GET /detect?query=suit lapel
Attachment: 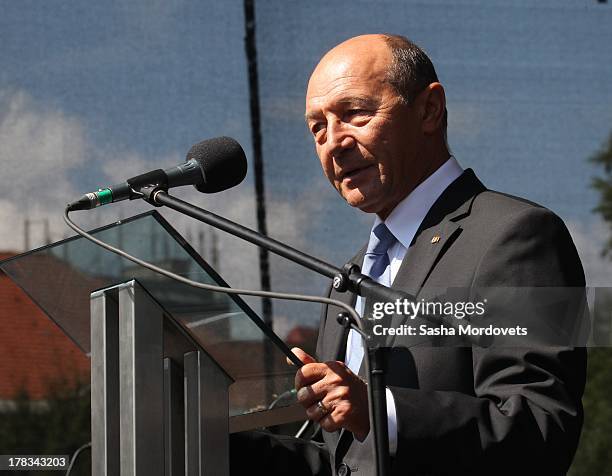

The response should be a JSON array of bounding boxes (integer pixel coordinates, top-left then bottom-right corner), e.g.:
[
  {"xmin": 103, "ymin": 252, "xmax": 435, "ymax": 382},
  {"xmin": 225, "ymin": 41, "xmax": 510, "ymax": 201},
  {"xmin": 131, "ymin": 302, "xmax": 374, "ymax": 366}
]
[
  {"xmin": 392, "ymin": 219, "xmax": 461, "ymax": 296},
  {"xmin": 393, "ymin": 169, "xmax": 486, "ymax": 296}
]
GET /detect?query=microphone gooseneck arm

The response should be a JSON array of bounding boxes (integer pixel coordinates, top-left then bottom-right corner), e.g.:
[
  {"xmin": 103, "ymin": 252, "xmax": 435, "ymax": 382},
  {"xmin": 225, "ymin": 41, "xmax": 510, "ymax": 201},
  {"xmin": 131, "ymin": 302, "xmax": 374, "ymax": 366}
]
[{"xmin": 146, "ymin": 188, "xmax": 412, "ymax": 306}]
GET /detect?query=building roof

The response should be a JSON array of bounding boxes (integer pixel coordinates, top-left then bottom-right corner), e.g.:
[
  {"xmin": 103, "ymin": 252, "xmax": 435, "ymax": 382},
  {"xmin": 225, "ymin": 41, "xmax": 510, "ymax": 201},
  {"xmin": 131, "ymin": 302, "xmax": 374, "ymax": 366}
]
[{"xmin": 0, "ymin": 251, "xmax": 89, "ymax": 400}]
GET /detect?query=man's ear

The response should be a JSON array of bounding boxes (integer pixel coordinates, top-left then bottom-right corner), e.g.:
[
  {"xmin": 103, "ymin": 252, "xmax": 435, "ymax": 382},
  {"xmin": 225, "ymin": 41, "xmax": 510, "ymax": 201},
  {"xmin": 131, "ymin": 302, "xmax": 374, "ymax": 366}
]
[{"xmin": 420, "ymin": 83, "xmax": 446, "ymax": 135}]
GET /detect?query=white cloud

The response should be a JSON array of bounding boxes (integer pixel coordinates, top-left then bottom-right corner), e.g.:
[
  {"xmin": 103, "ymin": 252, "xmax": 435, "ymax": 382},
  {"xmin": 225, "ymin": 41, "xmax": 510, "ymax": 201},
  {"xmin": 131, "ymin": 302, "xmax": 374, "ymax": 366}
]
[
  {"xmin": 0, "ymin": 89, "xmax": 327, "ymax": 318},
  {"xmin": 0, "ymin": 90, "xmax": 85, "ymax": 199},
  {"xmin": 0, "ymin": 90, "xmax": 87, "ymax": 250}
]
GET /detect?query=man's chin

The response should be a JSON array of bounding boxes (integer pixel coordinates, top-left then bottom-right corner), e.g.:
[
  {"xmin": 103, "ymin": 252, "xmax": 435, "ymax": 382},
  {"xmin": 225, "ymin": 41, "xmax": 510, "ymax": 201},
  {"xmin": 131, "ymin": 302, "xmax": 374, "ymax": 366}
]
[
  {"xmin": 343, "ymin": 191, "xmax": 397, "ymax": 218},
  {"xmin": 356, "ymin": 203, "xmax": 382, "ymax": 214},
  {"xmin": 343, "ymin": 194, "xmax": 380, "ymax": 214}
]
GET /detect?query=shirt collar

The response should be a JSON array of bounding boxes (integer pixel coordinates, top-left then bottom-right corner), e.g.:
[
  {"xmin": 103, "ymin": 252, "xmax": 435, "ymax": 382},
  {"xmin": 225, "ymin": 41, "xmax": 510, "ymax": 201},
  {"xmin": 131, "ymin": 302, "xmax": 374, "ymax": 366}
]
[{"xmin": 372, "ymin": 156, "xmax": 464, "ymax": 249}]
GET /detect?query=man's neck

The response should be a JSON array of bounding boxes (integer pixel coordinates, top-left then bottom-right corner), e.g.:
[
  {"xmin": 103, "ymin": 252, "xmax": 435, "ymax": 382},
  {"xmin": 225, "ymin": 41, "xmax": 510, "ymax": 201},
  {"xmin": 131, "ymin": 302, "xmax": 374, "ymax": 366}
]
[{"xmin": 377, "ymin": 152, "xmax": 451, "ymax": 220}]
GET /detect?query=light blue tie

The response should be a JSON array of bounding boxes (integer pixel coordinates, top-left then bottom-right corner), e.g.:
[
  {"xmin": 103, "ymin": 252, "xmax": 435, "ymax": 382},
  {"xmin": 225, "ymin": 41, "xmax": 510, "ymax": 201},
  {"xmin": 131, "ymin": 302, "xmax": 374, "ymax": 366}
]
[
  {"xmin": 345, "ymin": 223, "xmax": 397, "ymax": 373},
  {"xmin": 362, "ymin": 223, "xmax": 397, "ymax": 281}
]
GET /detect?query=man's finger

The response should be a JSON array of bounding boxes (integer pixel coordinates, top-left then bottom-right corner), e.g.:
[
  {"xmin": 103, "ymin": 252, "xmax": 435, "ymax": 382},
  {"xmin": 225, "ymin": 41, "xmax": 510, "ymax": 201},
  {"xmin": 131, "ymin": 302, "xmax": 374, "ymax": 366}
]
[
  {"xmin": 289, "ymin": 347, "xmax": 316, "ymax": 365},
  {"xmin": 305, "ymin": 399, "xmax": 335, "ymax": 423},
  {"xmin": 318, "ymin": 412, "xmax": 341, "ymax": 433},
  {"xmin": 296, "ymin": 385, "xmax": 316, "ymax": 405},
  {"xmin": 295, "ymin": 363, "xmax": 329, "ymax": 389},
  {"xmin": 296, "ymin": 380, "xmax": 327, "ymax": 407}
]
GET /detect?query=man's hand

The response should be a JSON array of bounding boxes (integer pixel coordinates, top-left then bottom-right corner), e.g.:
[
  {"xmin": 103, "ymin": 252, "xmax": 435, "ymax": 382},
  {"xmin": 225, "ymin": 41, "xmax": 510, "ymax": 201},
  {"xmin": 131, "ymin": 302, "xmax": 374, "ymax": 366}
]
[{"xmin": 288, "ymin": 347, "xmax": 370, "ymax": 440}]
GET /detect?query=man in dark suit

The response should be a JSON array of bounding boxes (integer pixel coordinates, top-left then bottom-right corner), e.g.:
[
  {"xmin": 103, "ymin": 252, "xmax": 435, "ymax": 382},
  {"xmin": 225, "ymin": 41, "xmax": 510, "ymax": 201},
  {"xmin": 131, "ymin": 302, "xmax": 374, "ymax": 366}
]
[{"xmin": 290, "ymin": 33, "xmax": 586, "ymax": 475}]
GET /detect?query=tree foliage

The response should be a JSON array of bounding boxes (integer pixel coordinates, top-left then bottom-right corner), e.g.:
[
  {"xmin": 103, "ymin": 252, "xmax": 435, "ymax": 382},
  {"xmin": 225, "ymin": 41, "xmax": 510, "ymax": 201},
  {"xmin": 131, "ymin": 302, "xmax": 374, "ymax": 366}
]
[
  {"xmin": 591, "ymin": 132, "xmax": 612, "ymax": 256},
  {"xmin": 569, "ymin": 132, "xmax": 612, "ymax": 476},
  {"xmin": 570, "ymin": 349, "xmax": 612, "ymax": 476},
  {"xmin": 0, "ymin": 379, "xmax": 90, "ymax": 476}
]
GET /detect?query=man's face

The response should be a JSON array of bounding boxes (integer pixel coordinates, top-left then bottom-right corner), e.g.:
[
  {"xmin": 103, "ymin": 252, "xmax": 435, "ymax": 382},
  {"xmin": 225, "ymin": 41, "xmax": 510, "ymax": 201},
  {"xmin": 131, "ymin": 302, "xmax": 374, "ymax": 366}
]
[{"xmin": 305, "ymin": 39, "xmax": 425, "ymax": 218}]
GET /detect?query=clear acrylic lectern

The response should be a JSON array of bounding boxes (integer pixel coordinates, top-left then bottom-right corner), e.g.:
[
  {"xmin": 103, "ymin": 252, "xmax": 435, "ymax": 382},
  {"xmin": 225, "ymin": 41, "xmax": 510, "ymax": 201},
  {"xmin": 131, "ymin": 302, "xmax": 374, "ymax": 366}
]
[{"xmin": 0, "ymin": 211, "xmax": 305, "ymax": 476}]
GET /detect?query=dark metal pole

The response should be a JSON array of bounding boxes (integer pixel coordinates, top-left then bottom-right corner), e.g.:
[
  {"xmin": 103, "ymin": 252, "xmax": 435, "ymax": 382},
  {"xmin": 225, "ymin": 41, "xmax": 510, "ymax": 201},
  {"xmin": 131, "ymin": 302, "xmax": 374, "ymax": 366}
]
[
  {"xmin": 243, "ymin": 0, "xmax": 273, "ymax": 328},
  {"xmin": 369, "ymin": 347, "xmax": 390, "ymax": 476}
]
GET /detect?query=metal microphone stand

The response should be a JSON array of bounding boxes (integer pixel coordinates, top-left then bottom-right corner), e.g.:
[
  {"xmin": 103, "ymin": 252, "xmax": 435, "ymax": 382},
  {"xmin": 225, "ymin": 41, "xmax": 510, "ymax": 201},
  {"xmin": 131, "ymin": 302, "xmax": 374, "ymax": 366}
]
[{"xmin": 141, "ymin": 186, "xmax": 394, "ymax": 476}]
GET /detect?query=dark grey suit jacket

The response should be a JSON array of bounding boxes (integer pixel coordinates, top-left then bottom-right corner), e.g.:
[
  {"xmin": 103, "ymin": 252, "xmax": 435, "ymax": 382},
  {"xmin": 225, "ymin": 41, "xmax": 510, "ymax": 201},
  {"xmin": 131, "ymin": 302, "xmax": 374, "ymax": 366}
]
[{"xmin": 315, "ymin": 169, "xmax": 586, "ymax": 475}]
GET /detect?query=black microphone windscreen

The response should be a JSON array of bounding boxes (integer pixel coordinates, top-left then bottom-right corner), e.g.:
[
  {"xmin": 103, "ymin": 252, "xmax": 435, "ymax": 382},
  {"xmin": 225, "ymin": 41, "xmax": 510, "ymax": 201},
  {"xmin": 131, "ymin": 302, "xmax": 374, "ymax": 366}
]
[{"xmin": 186, "ymin": 137, "xmax": 247, "ymax": 193}]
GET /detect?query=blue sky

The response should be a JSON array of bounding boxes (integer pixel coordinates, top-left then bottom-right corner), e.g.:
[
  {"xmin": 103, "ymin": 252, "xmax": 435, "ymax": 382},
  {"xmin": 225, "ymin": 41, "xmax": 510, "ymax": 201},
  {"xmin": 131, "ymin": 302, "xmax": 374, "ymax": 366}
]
[{"xmin": 1, "ymin": 1, "xmax": 611, "ymax": 330}]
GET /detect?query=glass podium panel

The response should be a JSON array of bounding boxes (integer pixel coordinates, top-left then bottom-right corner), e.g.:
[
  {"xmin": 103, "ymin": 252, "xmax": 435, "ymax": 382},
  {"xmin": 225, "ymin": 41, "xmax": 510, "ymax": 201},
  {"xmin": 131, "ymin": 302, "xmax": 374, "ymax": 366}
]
[{"xmin": 0, "ymin": 211, "xmax": 298, "ymax": 417}]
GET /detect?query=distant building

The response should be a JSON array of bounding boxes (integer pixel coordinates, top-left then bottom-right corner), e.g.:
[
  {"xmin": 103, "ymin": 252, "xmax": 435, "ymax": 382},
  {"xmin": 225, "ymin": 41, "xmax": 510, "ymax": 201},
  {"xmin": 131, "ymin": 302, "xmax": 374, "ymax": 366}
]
[
  {"xmin": 0, "ymin": 249, "xmax": 319, "ymax": 416},
  {"xmin": 0, "ymin": 251, "xmax": 89, "ymax": 407}
]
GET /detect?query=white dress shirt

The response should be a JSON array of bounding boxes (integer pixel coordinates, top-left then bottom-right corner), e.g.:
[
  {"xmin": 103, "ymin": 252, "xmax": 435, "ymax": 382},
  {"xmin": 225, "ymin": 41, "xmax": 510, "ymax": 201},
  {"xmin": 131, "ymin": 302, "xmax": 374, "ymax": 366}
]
[{"xmin": 345, "ymin": 156, "xmax": 464, "ymax": 454}]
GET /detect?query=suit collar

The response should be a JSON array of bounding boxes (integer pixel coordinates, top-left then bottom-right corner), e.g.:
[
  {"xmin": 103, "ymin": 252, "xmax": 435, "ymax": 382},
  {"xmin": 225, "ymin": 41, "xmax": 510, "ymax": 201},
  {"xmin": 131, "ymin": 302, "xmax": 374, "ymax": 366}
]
[
  {"xmin": 340, "ymin": 170, "xmax": 485, "ymax": 296},
  {"xmin": 424, "ymin": 168, "xmax": 485, "ymax": 225},
  {"xmin": 391, "ymin": 169, "xmax": 486, "ymax": 295},
  {"xmin": 382, "ymin": 156, "xmax": 464, "ymax": 249}
]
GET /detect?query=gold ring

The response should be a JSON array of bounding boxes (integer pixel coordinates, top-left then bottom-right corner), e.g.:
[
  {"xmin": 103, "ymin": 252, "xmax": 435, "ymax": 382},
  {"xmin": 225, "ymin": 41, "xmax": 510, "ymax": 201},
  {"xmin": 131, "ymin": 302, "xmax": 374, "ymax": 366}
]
[{"xmin": 316, "ymin": 400, "xmax": 330, "ymax": 415}]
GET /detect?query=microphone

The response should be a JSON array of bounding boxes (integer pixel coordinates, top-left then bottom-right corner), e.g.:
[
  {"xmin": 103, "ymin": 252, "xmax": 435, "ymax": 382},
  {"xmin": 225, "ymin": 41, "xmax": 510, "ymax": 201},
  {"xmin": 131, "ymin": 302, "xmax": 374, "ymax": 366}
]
[{"xmin": 67, "ymin": 136, "xmax": 247, "ymax": 211}]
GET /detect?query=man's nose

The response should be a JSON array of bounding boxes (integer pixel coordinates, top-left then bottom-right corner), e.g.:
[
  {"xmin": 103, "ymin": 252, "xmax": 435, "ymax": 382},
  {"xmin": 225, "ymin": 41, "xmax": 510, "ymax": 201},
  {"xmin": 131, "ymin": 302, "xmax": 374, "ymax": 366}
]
[{"xmin": 327, "ymin": 120, "xmax": 355, "ymax": 157}]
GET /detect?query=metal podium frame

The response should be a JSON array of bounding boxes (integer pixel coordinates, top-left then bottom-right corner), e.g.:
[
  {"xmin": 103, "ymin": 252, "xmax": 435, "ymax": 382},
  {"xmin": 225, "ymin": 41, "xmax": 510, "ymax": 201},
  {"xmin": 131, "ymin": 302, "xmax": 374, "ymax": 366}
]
[{"xmin": 90, "ymin": 279, "xmax": 233, "ymax": 476}]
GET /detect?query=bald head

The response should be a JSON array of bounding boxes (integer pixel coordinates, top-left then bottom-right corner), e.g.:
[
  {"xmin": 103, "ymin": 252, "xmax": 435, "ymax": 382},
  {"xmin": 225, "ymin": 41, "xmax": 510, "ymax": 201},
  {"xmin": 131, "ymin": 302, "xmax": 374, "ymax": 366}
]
[
  {"xmin": 309, "ymin": 34, "xmax": 440, "ymax": 107},
  {"xmin": 305, "ymin": 34, "xmax": 450, "ymax": 218},
  {"xmin": 307, "ymin": 35, "xmax": 393, "ymax": 105},
  {"xmin": 311, "ymin": 35, "xmax": 393, "ymax": 76}
]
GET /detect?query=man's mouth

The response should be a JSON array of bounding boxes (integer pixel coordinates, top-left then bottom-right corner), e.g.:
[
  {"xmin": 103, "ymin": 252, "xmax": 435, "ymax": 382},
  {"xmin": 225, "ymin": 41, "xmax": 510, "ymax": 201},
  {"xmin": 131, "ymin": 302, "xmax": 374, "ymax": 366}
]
[{"xmin": 341, "ymin": 165, "xmax": 376, "ymax": 183}]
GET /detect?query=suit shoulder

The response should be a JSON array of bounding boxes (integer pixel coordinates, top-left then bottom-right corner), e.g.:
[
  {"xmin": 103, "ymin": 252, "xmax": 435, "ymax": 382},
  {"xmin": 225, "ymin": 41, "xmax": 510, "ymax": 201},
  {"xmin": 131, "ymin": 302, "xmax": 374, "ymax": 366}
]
[
  {"xmin": 472, "ymin": 189, "xmax": 544, "ymax": 214},
  {"xmin": 470, "ymin": 189, "xmax": 566, "ymax": 228},
  {"xmin": 466, "ymin": 190, "xmax": 584, "ymax": 286},
  {"xmin": 466, "ymin": 189, "xmax": 577, "ymax": 257}
]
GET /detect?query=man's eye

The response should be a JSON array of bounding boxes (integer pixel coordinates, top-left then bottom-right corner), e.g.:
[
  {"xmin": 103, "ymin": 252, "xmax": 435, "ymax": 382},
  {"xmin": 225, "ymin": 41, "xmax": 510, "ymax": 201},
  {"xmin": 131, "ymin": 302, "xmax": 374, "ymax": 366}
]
[
  {"xmin": 311, "ymin": 123, "xmax": 325, "ymax": 135},
  {"xmin": 344, "ymin": 109, "xmax": 369, "ymax": 121}
]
